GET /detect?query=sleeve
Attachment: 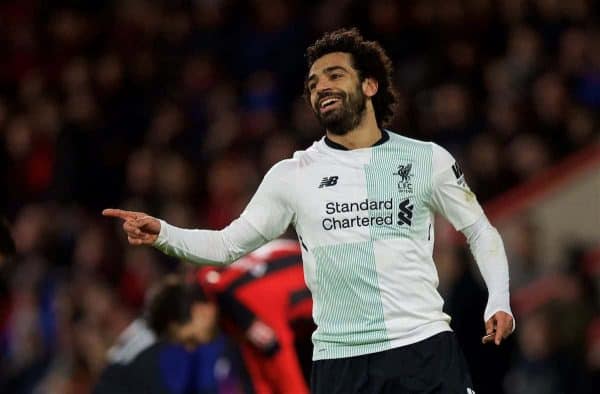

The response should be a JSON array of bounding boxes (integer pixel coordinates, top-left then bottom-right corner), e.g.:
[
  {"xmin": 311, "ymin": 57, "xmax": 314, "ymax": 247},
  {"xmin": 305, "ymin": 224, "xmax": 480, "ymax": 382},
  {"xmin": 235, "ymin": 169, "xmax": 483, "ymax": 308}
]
[
  {"xmin": 217, "ymin": 290, "xmax": 257, "ymax": 331},
  {"xmin": 240, "ymin": 160, "xmax": 297, "ymax": 240},
  {"xmin": 429, "ymin": 144, "xmax": 514, "ymax": 327},
  {"xmin": 429, "ymin": 143, "xmax": 483, "ymax": 230},
  {"xmin": 153, "ymin": 160, "xmax": 296, "ymax": 265},
  {"xmin": 462, "ymin": 216, "xmax": 515, "ymax": 328}
]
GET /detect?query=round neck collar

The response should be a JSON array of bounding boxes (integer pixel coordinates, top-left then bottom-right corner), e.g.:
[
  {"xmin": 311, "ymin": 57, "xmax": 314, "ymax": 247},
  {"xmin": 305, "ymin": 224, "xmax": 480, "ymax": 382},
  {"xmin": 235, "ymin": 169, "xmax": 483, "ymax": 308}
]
[{"xmin": 324, "ymin": 129, "xmax": 389, "ymax": 151}]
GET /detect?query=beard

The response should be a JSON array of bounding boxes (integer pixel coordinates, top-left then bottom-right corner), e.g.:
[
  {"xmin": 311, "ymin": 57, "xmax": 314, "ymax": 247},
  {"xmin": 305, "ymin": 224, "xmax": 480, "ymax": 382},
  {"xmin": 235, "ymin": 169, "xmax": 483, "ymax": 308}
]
[{"xmin": 314, "ymin": 85, "xmax": 367, "ymax": 136}]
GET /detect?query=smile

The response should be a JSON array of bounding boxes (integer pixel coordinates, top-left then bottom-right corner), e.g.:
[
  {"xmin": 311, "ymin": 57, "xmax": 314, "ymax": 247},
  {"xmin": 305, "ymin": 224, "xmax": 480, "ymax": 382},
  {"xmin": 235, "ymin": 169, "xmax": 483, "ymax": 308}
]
[
  {"xmin": 318, "ymin": 96, "xmax": 343, "ymax": 112},
  {"xmin": 321, "ymin": 98, "xmax": 340, "ymax": 108}
]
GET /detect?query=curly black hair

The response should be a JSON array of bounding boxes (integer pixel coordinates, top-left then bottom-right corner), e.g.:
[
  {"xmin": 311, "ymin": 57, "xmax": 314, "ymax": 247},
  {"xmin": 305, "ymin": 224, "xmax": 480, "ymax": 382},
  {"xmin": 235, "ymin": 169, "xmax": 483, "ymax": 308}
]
[
  {"xmin": 305, "ymin": 28, "xmax": 399, "ymax": 128},
  {"xmin": 145, "ymin": 275, "xmax": 208, "ymax": 338}
]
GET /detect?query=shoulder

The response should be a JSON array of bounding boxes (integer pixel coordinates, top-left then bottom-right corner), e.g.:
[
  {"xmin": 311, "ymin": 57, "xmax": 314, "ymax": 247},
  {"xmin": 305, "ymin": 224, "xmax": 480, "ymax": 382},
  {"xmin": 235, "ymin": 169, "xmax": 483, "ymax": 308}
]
[
  {"xmin": 292, "ymin": 141, "xmax": 322, "ymax": 168},
  {"xmin": 264, "ymin": 142, "xmax": 320, "ymax": 179},
  {"xmin": 131, "ymin": 342, "xmax": 166, "ymax": 366},
  {"xmin": 132, "ymin": 343, "xmax": 190, "ymax": 394},
  {"xmin": 262, "ymin": 158, "xmax": 298, "ymax": 187},
  {"xmin": 387, "ymin": 131, "xmax": 438, "ymax": 157},
  {"xmin": 387, "ymin": 130, "xmax": 433, "ymax": 148},
  {"xmin": 429, "ymin": 143, "xmax": 465, "ymax": 182},
  {"xmin": 107, "ymin": 319, "xmax": 156, "ymax": 365},
  {"xmin": 386, "ymin": 131, "xmax": 456, "ymax": 175},
  {"xmin": 430, "ymin": 142, "xmax": 455, "ymax": 169}
]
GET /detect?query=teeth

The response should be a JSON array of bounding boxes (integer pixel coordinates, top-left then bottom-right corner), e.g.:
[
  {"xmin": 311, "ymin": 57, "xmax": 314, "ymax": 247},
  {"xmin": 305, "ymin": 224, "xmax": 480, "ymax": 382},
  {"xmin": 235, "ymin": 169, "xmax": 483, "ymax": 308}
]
[{"xmin": 320, "ymin": 98, "xmax": 338, "ymax": 108}]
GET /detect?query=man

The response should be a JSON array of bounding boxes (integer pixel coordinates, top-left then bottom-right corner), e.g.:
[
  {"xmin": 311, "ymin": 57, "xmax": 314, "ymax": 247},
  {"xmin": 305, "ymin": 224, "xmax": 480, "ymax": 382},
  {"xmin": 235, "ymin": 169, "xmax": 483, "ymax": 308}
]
[
  {"xmin": 198, "ymin": 239, "xmax": 312, "ymax": 394},
  {"xmin": 94, "ymin": 276, "xmax": 221, "ymax": 394},
  {"xmin": 104, "ymin": 28, "xmax": 514, "ymax": 393},
  {"xmin": 96, "ymin": 241, "xmax": 311, "ymax": 394}
]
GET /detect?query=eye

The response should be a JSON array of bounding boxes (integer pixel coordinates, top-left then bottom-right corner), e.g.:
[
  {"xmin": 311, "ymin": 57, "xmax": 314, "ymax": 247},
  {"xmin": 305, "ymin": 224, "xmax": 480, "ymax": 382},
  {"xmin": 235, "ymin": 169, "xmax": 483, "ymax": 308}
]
[
  {"xmin": 308, "ymin": 82, "xmax": 316, "ymax": 92},
  {"xmin": 330, "ymin": 73, "xmax": 342, "ymax": 80}
]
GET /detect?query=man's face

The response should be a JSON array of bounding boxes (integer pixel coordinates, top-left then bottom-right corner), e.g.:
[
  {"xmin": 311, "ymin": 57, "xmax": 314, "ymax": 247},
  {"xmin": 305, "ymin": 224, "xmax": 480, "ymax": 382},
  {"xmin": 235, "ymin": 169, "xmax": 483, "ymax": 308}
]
[
  {"xmin": 307, "ymin": 52, "xmax": 367, "ymax": 135},
  {"xmin": 176, "ymin": 301, "xmax": 218, "ymax": 350}
]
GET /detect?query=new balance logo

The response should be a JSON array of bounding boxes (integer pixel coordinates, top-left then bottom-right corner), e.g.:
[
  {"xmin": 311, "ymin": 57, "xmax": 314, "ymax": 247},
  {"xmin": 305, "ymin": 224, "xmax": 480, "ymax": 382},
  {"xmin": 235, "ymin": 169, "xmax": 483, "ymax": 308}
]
[
  {"xmin": 397, "ymin": 198, "xmax": 414, "ymax": 226},
  {"xmin": 319, "ymin": 176, "xmax": 339, "ymax": 188}
]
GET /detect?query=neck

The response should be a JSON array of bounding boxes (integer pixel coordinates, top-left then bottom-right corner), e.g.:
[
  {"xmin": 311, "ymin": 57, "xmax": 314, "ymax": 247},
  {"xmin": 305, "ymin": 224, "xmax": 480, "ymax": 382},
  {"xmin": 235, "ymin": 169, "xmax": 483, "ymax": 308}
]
[{"xmin": 325, "ymin": 109, "xmax": 381, "ymax": 150}]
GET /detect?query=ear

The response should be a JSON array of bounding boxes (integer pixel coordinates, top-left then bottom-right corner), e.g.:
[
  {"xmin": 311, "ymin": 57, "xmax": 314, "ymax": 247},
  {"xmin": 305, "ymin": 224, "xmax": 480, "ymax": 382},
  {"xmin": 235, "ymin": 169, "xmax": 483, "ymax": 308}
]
[{"xmin": 362, "ymin": 77, "xmax": 378, "ymax": 98}]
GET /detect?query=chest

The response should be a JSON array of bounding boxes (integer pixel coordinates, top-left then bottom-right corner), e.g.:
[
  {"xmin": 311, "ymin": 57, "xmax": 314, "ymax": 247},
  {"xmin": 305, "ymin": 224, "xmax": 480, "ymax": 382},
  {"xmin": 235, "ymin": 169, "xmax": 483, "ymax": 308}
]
[{"xmin": 295, "ymin": 152, "xmax": 433, "ymax": 243}]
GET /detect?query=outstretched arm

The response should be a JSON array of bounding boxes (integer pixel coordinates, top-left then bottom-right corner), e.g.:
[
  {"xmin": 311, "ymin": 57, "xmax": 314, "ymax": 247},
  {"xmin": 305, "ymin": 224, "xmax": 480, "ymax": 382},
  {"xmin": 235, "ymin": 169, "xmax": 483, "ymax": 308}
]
[
  {"xmin": 103, "ymin": 159, "xmax": 297, "ymax": 265},
  {"xmin": 103, "ymin": 209, "xmax": 269, "ymax": 265}
]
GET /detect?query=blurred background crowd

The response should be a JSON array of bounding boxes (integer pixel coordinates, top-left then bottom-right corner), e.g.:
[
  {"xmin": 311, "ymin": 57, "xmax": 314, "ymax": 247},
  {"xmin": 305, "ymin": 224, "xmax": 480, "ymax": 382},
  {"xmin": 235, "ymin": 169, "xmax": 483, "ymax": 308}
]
[{"xmin": 0, "ymin": 0, "xmax": 599, "ymax": 393}]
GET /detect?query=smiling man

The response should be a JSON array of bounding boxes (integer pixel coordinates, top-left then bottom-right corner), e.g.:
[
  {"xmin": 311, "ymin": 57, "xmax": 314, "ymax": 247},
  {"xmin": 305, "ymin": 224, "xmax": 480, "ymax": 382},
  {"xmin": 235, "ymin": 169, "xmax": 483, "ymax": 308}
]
[
  {"xmin": 308, "ymin": 52, "xmax": 370, "ymax": 137},
  {"xmin": 104, "ymin": 28, "xmax": 514, "ymax": 393}
]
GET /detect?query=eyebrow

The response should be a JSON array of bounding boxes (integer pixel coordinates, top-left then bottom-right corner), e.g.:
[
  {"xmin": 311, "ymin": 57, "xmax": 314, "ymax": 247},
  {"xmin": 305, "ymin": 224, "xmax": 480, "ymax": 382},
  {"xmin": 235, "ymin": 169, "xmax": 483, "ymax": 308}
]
[{"xmin": 307, "ymin": 66, "xmax": 349, "ymax": 85}]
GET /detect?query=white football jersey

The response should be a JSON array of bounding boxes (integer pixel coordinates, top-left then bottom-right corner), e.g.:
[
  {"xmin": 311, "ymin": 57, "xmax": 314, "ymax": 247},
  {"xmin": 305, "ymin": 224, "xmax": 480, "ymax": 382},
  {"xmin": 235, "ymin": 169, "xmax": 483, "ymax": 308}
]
[{"xmin": 241, "ymin": 130, "xmax": 484, "ymax": 360}]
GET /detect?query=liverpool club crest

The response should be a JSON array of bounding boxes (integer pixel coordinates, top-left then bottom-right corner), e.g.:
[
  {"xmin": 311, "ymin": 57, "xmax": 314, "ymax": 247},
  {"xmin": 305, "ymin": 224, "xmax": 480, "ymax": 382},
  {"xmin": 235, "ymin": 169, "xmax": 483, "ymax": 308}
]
[{"xmin": 393, "ymin": 163, "xmax": 413, "ymax": 194}]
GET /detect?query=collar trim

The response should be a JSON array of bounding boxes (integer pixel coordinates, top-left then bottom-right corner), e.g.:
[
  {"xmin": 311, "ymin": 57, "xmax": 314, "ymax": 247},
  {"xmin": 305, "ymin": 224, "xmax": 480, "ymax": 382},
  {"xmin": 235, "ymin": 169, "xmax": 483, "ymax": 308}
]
[{"xmin": 324, "ymin": 130, "xmax": 389, "ymax": 150}]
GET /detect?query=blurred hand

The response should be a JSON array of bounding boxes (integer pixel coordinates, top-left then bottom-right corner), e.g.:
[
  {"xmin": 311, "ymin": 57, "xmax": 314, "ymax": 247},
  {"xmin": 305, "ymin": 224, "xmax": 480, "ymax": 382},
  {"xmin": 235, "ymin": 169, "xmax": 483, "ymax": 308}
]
[
  {"xmin": 483, "ymin": 311, "xmax": 514, "ymax": 345},
  {"xmin": 246, "ymin": 319, "xmax": 279, "ymax": 354},
  {"xmin": 102, "ymin": 208, "xmax": 160, "ymax": 245}
]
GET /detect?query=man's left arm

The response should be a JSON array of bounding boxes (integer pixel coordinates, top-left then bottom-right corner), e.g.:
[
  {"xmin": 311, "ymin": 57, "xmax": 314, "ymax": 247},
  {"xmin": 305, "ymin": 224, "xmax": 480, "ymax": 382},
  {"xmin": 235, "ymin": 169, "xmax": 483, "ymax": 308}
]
[
  {"xmin": 430, "ymin": 143, "xmax": 514, "ymax": 345},
  {"xmin": 461, "ymin": 216, "xmax": 514, "ymax": 345}
]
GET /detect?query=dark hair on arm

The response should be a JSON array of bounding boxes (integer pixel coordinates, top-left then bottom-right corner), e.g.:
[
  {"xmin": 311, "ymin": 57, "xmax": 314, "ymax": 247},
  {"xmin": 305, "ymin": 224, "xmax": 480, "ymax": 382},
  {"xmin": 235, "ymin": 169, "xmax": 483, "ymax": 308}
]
[
  {"xmin": 145, "ymin": 275, "xmax": 208, "ymax": 338},
  {"xmin": 305, "ymin": 28, "xmax": 399, "ymax": 128}
]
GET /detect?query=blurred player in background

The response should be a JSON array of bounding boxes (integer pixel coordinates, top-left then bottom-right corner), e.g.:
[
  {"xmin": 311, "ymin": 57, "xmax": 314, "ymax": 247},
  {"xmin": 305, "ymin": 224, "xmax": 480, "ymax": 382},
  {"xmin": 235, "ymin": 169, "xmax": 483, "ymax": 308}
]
[
  {"xmin": 94, "ymin": 275, "xmax": 222, "ymax": 394},
  {"xmin": 96, "ymin": 240, "xmax": 311, "ymax": 394},
  {"xmin": 197, "ymin": 239, "xmax": 311, "ymax": 394},
  {"xmin": 104, "ymin": 28, "xmax": 514, "ymax": 393}
]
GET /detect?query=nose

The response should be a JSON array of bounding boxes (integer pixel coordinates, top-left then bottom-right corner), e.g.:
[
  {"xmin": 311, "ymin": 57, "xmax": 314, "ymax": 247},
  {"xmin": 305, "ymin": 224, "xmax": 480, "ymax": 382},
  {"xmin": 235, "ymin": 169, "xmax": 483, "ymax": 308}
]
[{"xmin": 315, "ymin": 78, "xmax": 334, "ymax": 94}]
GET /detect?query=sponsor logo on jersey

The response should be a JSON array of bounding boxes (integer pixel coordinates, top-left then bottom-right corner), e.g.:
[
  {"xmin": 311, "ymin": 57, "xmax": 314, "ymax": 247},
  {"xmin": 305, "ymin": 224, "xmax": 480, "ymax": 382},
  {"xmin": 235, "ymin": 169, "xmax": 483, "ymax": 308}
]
[
  {"xmin": 321, "ymin": 198, "xmax": 394, "ymax": 230},
  {"xmin": 397, "ymin": 198, "xmax": 414, "ymax": 226},
  {"xmin": 320, "ymin": 198, "xmax": 418, "ymax": 231},
  {"xmin": 393, "ymin": 163, "xmax": 413, "ymax": 193},
  {"xmin": 319, "ymin": 176, "xmax": 339, "ymax": 188}
]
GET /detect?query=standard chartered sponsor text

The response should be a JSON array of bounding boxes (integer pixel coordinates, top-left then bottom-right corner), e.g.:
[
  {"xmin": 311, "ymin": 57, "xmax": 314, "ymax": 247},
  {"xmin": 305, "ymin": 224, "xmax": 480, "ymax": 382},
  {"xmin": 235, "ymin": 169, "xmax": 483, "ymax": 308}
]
[{"xmin": 322, "ymin": 198, "xmax": 394, "ymax": 230}]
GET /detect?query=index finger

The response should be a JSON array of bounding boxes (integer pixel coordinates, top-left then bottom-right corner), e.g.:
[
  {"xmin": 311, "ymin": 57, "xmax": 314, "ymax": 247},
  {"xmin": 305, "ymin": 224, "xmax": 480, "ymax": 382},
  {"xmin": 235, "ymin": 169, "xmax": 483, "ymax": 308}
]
[{"xmin": 102, "ymin": 208, "xmax": 141, "ymax": 220}]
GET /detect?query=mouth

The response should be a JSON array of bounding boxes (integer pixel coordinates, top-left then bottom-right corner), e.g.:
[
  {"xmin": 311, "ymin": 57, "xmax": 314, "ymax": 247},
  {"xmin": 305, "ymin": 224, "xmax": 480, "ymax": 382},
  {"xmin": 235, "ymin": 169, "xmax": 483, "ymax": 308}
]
[{"xmin": 318, "ymin": 95, "xmax": 343, "ymax": 113}]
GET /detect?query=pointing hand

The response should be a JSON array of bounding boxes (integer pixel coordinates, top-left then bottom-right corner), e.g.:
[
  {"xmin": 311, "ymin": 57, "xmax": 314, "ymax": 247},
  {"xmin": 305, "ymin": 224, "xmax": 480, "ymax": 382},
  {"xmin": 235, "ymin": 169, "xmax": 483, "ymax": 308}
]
[{"xmin": 102, "ymin": 208, "xmax": 161, "ymax": 246}]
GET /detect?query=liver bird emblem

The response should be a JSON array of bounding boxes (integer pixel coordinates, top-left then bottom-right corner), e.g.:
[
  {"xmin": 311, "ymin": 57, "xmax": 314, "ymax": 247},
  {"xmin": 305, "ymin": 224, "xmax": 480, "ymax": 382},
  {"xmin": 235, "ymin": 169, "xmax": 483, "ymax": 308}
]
[{"xmin": 395, "ymin": 163, "xmax": 412, "ymax": 181}]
